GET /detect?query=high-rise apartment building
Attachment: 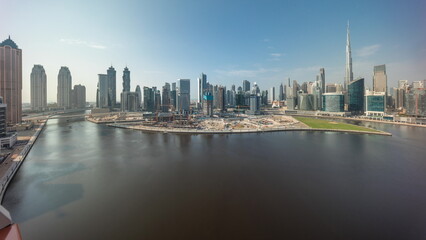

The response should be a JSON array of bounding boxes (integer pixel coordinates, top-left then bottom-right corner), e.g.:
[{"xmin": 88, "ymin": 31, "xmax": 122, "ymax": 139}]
[
  {"xmin": 373, "ymin": 65, "xmax": 387, "ymax": 93},
  {"xmin": 72, "ymin": 84, "xmax": 86, "ymax": 109},
  {"xmin": 57, "ymin": 66, "xmax": 72, "ymax": 109},
  {"xmin": 30, "ymin": 65, "xmax": 47, "ymax": 111},
  {"xmin": 0, "ymin": 36, "xmax": 22, "ymax": 124}
]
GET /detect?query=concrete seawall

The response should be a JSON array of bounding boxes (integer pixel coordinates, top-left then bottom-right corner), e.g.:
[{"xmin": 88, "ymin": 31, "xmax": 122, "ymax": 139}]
[
  {"xmin": 108, "ymin": 124, "xmax": 392, "ymax": 136},
  {"xmin": 0, "ymin": 120, "xmax": 47, "ymax": 202}
]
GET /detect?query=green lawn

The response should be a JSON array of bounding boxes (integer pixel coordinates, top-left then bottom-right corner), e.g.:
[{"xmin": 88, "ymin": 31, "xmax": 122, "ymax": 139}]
[{"xmin": 294, "ymin": 116, "xmax": 379, "ymax": 132}]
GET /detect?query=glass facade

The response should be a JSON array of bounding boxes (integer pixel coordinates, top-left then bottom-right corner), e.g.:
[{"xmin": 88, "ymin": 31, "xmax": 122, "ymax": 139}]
[
  {"xmin": 322, "ymin": 94, "xmax": 344, "ymax": 112},
  {"xmin": 366, "ymin": 95, "xmax": 385, "ymax": 112},
  {"xmin": 298, "ymin": 94, "xmax": 314, "ymax": 111},
  {"xmin": 348, "ymin": 78, "xmax": 364, "ymax": 115}
]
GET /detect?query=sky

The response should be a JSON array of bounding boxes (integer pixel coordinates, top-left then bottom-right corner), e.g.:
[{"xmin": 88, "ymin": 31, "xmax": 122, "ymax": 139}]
[{"xmin": 1, "ymin": 0, "xmax": 426, "ymax": 103}]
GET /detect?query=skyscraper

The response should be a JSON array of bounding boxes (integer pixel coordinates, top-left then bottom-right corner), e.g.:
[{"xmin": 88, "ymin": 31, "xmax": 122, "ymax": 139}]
[
  {"xmin": 107, "ymin": 66, "xmax": 116, "ymax": 107},
  {"xmin": 143, "ymin": 87, "xmax": 155, "ymax": 112},
  {"xmin": 30, "ymin": 65, "xmax": 47, "ymax": 111},
  {"xmin": 170, "ymin": 82, "xmax": 177, "ymax": 110},
  {"xmin": 373, "ymin": 64, "xmax": 387, "ymax": 93},
  {"xmin": 177, "ymin": 79, "xmax": 190, "ymax": 113},
  {"xmin": 97, "ymin": 74, "xmax": 109, "ymax": 108},
  {"xmin": 72, "ymin": 84, "xmax": 86, "ymax": 109},
  {"xmin": 269, "ymin": 87, "xmax": 275, "ymax": 103},
  {"xmin": 218, "ymin": 86, "xmax": 226, "ymax": 112},
  {"xmin": 345, "ymin": 22, "xmax": 353, "ymax": 90},
  {"xmin": 197, "ymin": 73, "xmax": 207, "ymax": 106},
  {"xmin": 135, "ymin": 85, "xmax": 142, "ymax": 109},
  {"xmin": 348, "ymin": 78, "xmax": 365, "ymax": 115},
  {"xmin": 243, "ymin": 80, "xmax": 250, "ymax": 92},
  {"xmin": 162, "ymin": 83, "xmax": 171, "ymax": 112},
  {"xmin": 122, "ymin": 67, "xmax": 130, "ymax": 92},
  {"xmin": 320, "ymin": 68, "xmax": 325, "ymax": 94},
  {"xmin": 57, "ymin": 66, "xmax": 72, "ymax": 109},
  {"xmin": 0, "ymin": 36, "xmax": 22, "ymax": 124}
]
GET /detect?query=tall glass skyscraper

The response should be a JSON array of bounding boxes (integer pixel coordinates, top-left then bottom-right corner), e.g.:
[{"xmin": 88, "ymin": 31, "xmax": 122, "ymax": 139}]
[
  {"xmin": 177, "ymin": 79, "xmax": 190, "ymax": 113},
  {"xmin": 348, "ymin": 78, "xmax": 364, "ymax": 115},
  {"xmin": 107, "ymin": 66, "xmax": 116, "ymax": 107}
]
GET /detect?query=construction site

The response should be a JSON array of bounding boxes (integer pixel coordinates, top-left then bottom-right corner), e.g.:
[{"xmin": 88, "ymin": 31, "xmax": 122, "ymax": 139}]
[{"xmin": 86, "ymin": 112, "xmax": 307, "ymax": 133}]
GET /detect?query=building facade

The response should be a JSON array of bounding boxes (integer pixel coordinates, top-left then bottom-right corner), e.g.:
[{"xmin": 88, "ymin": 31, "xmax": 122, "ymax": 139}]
[
  {"xmin": 0, "ymin": 97, "xmax": 6, "ymax": 137},
  {"xmin": 373, "ymin": 65, "xmax": 387, "ymax": 93},
  {"xmin": 122, "ymin": 67, "xmax": 130, "ymax": 92},
  {"xmin": 97, "ymin": 74, "xmax": 109, "ymax": 108},
  {"xmin": 57, "ymin": 66, "xmax": 72, "ymax": 109},
  {"xmin": 197, "ymin": 73, "xmax": 207, "ymax": 107},
  {"xmin": 348, "ymin": 78, "xmax": 364, "ymax": 115},
  {"xmin": 243, "ymin": 80, "xmax": 250, "ymax": 92},
  {"xmin": 345, "ymin": 23, "xmax": 353, "ymax": 90},
  {"xmin": 203, "ymin": 93, "xmax": 213, "ymax": 117},
  {"xmin": 406, "ymin": 88, "xmax": 426, "ymax": 117},
  {"xmin": 30, "ymin": 64, "xmax": 47, "ymax": 111},
  {"xmin": 322, "ymin": 93, "xmax": 344, "ymax": 112},
  {"xmin": 298, "ymin": 93, "xmax": 314, "ymax": 111},
  {"xmin": 320, "ymin": 68, "xmax": 325, "ymax": 94},
  {"xmin": 143, "ymin": 87, "xmax": 155, "ymax": 112},
  {"xmin": 0, "ymin": 36, "xmax": 22, "ymax": 124},
  {"xmin": 107, "ymin": 66, "xmax": 116, "ymax": 108},
  {"xmin": 177, "ymin": 79, "xmax": 190, "ymax": 113},
  {"xmin": 365, "ymin": 90, "xmax": 386, "ymax": 116},
  {"xmin": 248, "ymin": 94, "xmax": 261, "ymax": 115},
  {"xmin": 72, "ymin": 84, "xmax": 86, "ymax": 109}
]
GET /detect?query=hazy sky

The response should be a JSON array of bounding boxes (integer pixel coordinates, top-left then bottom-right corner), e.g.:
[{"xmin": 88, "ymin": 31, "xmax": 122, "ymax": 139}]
[{"xmin": 1, "ymin": 0, "xmax": 426, "ymax": 102}]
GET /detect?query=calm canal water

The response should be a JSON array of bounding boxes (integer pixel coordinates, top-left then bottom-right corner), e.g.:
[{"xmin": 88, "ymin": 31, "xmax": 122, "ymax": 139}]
[{"xmin": 3, "ymin": 119, "xmax": 426, "ymax": 239}]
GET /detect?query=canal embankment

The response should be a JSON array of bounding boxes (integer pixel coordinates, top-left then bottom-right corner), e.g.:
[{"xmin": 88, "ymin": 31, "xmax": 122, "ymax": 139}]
[
  {"xmin": 0, "ymin": 120, "xmax": 48, "ymax": 202},
  {"xmin": 108, "ymin": 123, "xmax": 391, "ymax": 136}
]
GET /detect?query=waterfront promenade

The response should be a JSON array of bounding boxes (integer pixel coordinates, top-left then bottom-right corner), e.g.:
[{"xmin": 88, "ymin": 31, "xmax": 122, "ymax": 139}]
[
  {"xmin": 0, "ymin": 120, "xmax": 47, "ymax": 202},
  {"xmin": 108, "ymin": 123, "xmax": 391, "ymax": 136}
]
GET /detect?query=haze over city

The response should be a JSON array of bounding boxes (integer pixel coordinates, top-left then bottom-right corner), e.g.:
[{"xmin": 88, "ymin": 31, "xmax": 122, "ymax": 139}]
[{"xmin": 2, "ymin": 0, "xmax": 426, "ymax": 103}]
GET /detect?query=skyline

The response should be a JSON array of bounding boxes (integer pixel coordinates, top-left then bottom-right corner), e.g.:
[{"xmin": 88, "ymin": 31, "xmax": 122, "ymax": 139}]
[{"xmin": 2, "ymin": 0, "xmax": 426, "ymax": 103}]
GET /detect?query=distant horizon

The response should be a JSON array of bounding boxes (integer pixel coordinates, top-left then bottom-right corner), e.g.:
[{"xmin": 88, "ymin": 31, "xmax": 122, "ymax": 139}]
[{"xmin": 2, "ymin": 0, "xmax": 425, "ymax": 103}]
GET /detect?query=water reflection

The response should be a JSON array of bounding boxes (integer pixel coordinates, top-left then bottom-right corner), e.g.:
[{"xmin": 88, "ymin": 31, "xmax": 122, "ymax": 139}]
[{"xmin": 3, "ymin": 119, "xmax": 426, "ymax": 240}]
